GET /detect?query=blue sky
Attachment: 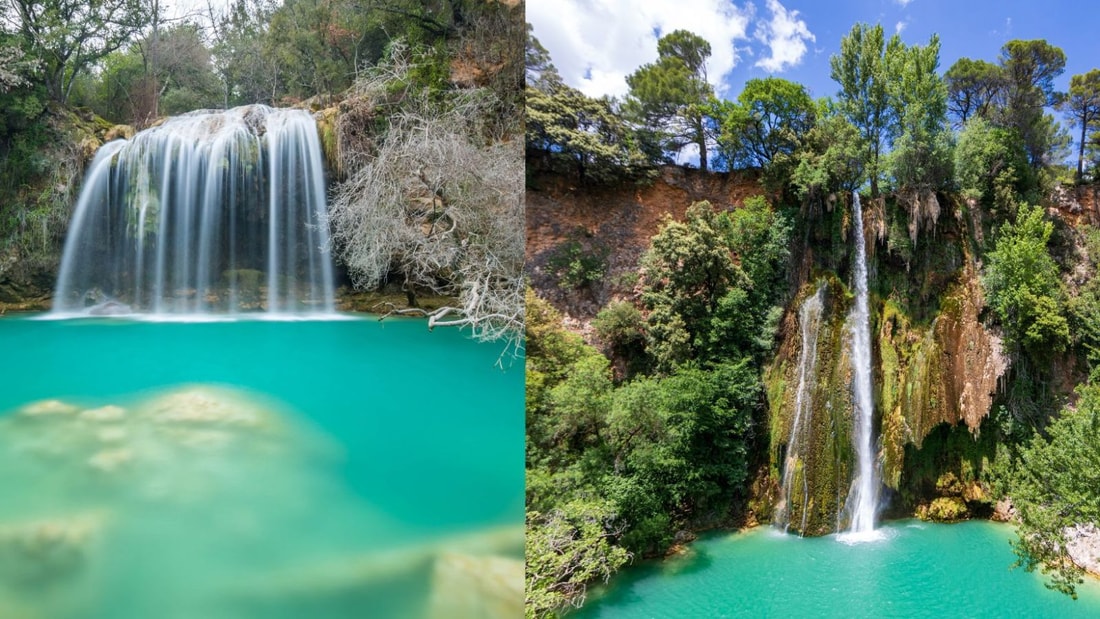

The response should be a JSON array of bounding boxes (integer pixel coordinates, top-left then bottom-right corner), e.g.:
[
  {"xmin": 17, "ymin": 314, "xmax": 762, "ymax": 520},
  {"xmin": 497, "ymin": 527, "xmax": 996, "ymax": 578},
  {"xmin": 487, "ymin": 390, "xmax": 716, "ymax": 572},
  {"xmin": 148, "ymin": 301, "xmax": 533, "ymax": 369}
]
[{"xmin": 527, "ymin": 0, "xmax": 1097, "ymax": 103}]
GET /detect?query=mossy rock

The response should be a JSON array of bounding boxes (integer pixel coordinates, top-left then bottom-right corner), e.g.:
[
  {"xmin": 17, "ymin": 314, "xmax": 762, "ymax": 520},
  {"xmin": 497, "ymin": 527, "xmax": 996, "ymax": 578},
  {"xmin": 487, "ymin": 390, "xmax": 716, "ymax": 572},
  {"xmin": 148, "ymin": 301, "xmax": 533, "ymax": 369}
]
[{"xmin": 918, "ymin": 496, "xmax": 969, "ymax": 522}]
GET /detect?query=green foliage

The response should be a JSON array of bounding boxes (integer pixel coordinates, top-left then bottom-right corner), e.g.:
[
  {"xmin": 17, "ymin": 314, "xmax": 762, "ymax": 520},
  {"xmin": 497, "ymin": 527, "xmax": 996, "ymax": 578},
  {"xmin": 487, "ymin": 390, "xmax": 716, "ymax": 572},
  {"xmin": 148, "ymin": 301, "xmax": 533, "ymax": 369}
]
[
  {"xmin": 73, "ymin": 23, "xmax": 223, "ymax": 125},
  {"xmin": 945, "ymin": 57, "xmax": 1003, "ymax": 126},
  {"xmin": 264, "ymin": 0, "xmax": 368, "ymax": 101},
  {"xmin": 547, "ymin": 354, "xmax": 614, "ymax": 451},
  {"xmin": 1009, "ymin": 384, "xmax": 1100, "ymax": 598},
  {"xmin": 0, "ymin": 35, "xmax": 48, "ymax": 139},
  {"xmin": 594, "ymin": 301, "xmax": 648, "ymax": 375},
  {"xmin": 625, "ymin": 30, "xmax": 715, "ymax": 171},
  {"xmin": 641, "ymin": 201, "xmax": 741, "ymax": 371},
  {"xmin": 883, "ymin": 34, "xmax": 953, "ymax": 192},
  {"xmin": 547, "ymin": 239, "xmax": 607, "ymax": 290},
  {"xmin": 1069, "ymin": 225, "xmax": 1100, "ymax": 380},
  {"xmin": 5, "ymin": 0, "xmax": 151, "ymax": 102},
  {"xmin": 641, "ymin": 199, "xmax": 789, "ymax": 371},
  {"xmin": 790, "ymin": 98, "xmax": 864, "ymax": 200},
  {"xmin": 1058, "ymin": 69, "xmax": 1100, "ymax": 181},
  {"xmin": 525, "ymin": 501, "xmax": 631, "ymax": 618},
  {"xmin": 525, "ymin": 24, "xmax": 562, "ymax": 93},
  {"xmin": 526, "ymin": 85, "xmax": 654, "ymax": 184},
  {"xmin": 953, "ymin": 116, "xmax": 1024, "ymax": 206},
  {"xmin": 714, "ymin": 77, "xmax": 814, "ymax": 180},
  {"xmin": 829, "ymin": 23, "xmax": 891, "ymax": 194},
  {"xmin": 998, "ymin": 39, "xmax": 1067, "ymax": 168},
  {"xmin": 654, "ymin": 361, "xmax": 759, "ymax": 512},
  {"xmin": 984, "ymin": 203, "xmax": 1069, "ymax": 355}
]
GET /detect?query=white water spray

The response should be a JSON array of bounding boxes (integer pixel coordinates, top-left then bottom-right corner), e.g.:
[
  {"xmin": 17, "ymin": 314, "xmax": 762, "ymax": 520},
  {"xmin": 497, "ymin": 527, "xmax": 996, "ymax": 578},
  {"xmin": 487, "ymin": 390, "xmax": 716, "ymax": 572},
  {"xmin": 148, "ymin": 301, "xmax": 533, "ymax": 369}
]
[
  {"xmin": 776, "ymin": 283, "xmax": 826, "ymax": 534},
  {"xmin": 53, "ymin": 105, "xmax": 335, "ymax": 316},
  {"xmin": 843, "ymin": 191, "xmax": 880, "ymax": 540}
]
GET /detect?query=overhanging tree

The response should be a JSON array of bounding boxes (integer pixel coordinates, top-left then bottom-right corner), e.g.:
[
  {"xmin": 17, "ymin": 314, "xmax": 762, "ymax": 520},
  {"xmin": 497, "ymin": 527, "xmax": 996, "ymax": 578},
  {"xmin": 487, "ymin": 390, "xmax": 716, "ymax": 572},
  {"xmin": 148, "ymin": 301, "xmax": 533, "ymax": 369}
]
[{"xmin": 2, "ymin": 0, "xmax": 151, "ymax": 102}]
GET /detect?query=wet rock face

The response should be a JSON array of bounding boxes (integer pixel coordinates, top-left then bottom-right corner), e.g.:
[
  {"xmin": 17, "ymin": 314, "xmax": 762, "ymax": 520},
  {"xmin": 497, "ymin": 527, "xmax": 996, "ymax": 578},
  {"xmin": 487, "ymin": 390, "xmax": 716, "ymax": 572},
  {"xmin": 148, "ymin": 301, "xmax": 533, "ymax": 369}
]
[{"xmin": 768, "ymin": 260, "xmax": 1007, "ymax": 534}]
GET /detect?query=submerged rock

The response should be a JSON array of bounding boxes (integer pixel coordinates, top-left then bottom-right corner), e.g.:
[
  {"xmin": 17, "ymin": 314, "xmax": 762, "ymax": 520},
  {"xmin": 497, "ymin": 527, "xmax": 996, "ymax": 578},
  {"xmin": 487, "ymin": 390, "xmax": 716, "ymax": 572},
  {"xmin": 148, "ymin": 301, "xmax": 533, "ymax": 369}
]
[
  {"xmin": 427, "ymin": 553, "xmax": 523, "ymax": 619},
  {"xmin": 140, "ymin": 387, "xmax": 270, "ymax": 428},
  {"xmin": 20, "ymin": 400, "xmax": 78, "ymax": 417},
  {"xmin": 0, "ymin": 512, "xmax": 107, "ymax": 587},
  {"xmin": 87, "ymin": 448, "xmax": 133, "ymax": 473},
  {"xmin": 226, "ymin": 525, "xmax": 523, "ymax": 619},
  {"xmin": 79, "ymin": 405, "xmax": 126, "ymax": 422}
]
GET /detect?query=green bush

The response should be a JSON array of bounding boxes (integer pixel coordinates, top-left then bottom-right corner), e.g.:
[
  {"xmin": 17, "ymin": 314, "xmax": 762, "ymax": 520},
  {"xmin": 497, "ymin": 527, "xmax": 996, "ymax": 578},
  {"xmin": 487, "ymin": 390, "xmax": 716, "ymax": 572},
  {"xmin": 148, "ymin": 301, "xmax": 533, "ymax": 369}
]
[{"xmin": 548, "ymin": 239, "xmax": 607, "ymax": 290}]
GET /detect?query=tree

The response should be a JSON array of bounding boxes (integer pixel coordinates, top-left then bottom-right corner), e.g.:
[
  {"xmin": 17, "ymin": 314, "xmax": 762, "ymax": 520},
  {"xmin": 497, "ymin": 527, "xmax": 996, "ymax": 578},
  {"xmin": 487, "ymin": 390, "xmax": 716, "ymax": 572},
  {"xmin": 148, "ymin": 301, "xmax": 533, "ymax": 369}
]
[
  {"xmin": 2, "ymin": 0, "xmax": 151, "ymax": 102},
  {"xmin": 998, "ymin": 39, "xmax": 1067, "ymax": 167},
  {"xmin": 525, "ymin": 23, "xmax": 561, "ymax": 93},
  {"xmin": 263, "ymin": 0, "xmax": 367, "ymax": 101},
  {"xmin": 1059, "ymin": 69, "xmax": 1100, "ymax": 181},
  {"xmin": 0, "ymin": 38, "xmax": 38, "ymax": 93},
  {"xmin": 641, "ymin": 199, "xmax": 789, "ymax": 371},
  {"xmin": 525, "ymin": 501, "xmax": 630, "ymax": 618},
  {"xmin": 1009, "ymin": 384, "xmax": 1100, "ymax": 599},
  {"xmin": 626, "ymin": 29, "xmax": 715, "ymax": 171},
  {"xmin": 884, "ymin": 33, "xmax": 952, "ymax": 193},
  {"xmin": 984, "ymin": 203, "xmax": 1069, "ymax": 356},
  {"xmin": 954, "ymin": 116, "xmax": 1024, "ymax": 206},
  {"xmin": 944, "ymin": 57, "xmax": 1003, "ymax": 127},
  {"xmin": 526, "ymin": 85, "xmax": 652, "ymax": 184},
  {"xmin": 715, "ymin": 77, "xmax": 814, "ymax": 173},
  {"xmin": 830, "ymin": 23, "xmax": 891, "ymax": 195},
  {"xmin": 81, "ymin": 22, "xmax": 222, "ymax": 125},
  {"xmin": 790, "ymin": 98, "xmax": 865, "ymax": 201},
  {"xmin": 206, "ymin": 0, "xmax": 278, "ymax": 106},
  {"xmin": 641, "ymin": 201, "xmax": 741, "ymax": 371}
]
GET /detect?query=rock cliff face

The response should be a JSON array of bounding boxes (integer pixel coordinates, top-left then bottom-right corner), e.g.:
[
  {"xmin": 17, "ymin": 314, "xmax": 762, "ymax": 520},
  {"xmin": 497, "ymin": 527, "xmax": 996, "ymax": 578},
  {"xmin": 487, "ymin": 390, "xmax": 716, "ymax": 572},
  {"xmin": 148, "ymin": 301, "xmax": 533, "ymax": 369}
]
[
  {"xmin": 524, "ymin": 172, "xmax": 1024, "ymax": 534},
  {"xmin": 525, "ymin": 167, "xmax": 766, "ymax": 323},
  {"xmin": 765, "ymin": 191, "xmax": 1011, "ymax": 533},
  {"xmin": 0, "ymin": 107, "xmax": 108, "ymax": 311}
]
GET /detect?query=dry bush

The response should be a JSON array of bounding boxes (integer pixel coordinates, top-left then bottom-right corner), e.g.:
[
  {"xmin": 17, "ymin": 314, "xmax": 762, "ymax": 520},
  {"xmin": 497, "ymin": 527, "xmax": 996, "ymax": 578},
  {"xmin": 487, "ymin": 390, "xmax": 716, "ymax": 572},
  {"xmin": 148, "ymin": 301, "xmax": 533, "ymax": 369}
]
[{"xmin": 328, "ymin": 49, "xmax": 524, "ymax": 348}]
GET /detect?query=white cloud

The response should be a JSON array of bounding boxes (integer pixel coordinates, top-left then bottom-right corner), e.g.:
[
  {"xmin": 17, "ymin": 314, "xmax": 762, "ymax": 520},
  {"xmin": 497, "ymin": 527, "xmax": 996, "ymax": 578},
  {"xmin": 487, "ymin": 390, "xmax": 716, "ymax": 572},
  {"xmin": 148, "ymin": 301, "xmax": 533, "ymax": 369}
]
[
  {"xmin": 895, "ymin": 20, "xmax": 907, "ymax": 34},
  {"xmin": 895, "ymin": 0, "xmax": 915, "ymax": 6},
  {"xmin": 527, "ymin": 0, "xmax": 753, "ymax": 98},
  {"xmin": 753, "ymin": 0, "xmax": 815, "ymax": 73}
]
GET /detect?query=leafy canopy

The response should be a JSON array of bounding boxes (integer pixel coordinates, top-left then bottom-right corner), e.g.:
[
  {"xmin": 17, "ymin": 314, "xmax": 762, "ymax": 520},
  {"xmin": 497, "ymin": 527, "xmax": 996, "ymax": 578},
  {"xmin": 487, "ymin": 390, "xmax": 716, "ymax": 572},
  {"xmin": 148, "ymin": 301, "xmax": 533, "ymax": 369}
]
[
  {"xmin": 984, "ymin": 203, "xmax": 1069, "ymax": 355},
  {"xmin": 626, "ymin": 29, "xmax": 715, "ymax": 171}
]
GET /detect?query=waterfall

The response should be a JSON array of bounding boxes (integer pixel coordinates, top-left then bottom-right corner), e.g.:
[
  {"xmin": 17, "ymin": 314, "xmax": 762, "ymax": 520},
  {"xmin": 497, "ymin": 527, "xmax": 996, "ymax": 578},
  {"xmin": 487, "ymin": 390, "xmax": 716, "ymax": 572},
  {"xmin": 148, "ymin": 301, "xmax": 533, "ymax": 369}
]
[
  {"xmin": 53, "ymin": 105, "xmax": 335, "ymax": 316},
  {"xmin": 843, "ymin": 191, "xmax": 880, "ymax": 538},
  {"xmin": 776, "ymin": 283, "xmax": 826, "ymax": 534}
]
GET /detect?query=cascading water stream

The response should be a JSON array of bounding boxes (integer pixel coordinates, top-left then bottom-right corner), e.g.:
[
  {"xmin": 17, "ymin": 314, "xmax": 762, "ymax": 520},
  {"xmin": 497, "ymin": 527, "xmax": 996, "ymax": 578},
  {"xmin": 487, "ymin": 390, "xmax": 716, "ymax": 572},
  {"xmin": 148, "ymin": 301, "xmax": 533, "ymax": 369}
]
[
  {"xmin": 52, "ymin": 105, "xmax": 335, "ymax": 316},
  {"xmin": 776, "ymin": 283, "xmax": 825, "ymax": 535},
  {"xmin": 843, "ymin": 191, "xmax": 880, "ymax": 538}
]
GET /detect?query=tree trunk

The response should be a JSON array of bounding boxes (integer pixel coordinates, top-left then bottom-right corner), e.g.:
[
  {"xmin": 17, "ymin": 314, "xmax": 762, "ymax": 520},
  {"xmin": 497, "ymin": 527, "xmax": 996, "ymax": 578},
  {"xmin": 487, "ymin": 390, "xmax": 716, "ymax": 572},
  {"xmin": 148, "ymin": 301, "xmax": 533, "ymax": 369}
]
[
  {"xmin": 1079, "ymin": 120, "xmax": 1087, "ymax": 183},
  {"xmin": 696, "ymin": 117, "xmax": 708, "ymax": 172}
]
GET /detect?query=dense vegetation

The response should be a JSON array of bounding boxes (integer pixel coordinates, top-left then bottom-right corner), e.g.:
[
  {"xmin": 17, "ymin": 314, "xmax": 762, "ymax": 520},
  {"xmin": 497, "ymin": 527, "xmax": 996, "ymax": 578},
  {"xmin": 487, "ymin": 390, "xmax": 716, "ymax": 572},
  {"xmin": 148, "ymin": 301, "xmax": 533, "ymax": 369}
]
[
  {"xmin": 1, "ymin": 0, "xmax": 524, "ymax": 339},
  {"xmin": 525, "ymin": 20, "xmax": 1100, "ymax": 615}
]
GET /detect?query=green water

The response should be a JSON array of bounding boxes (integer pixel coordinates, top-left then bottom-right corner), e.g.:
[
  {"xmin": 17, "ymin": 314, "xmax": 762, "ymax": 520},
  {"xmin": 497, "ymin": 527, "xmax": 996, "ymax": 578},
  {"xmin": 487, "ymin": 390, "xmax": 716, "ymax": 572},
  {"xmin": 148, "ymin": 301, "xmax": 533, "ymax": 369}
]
[
  {"xmin": 0, "ymin": 316, "xmax": 523, "ymax": 618},
  {"xmin": 575, "ymin": 521, "xmax": 1100, "ymax": 619}
]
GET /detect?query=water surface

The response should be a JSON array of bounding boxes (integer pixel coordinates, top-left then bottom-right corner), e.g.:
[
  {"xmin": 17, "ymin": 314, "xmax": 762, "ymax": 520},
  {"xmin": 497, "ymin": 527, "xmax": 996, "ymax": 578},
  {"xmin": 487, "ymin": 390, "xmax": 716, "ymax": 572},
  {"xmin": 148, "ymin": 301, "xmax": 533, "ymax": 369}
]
[
  {"xmin": 576, "ymin": 521, "xmax": 1100, "ymax": 618},
  {"xmin": 0, "ymin": 316, "xmax": 523, "ymax": 618}
]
